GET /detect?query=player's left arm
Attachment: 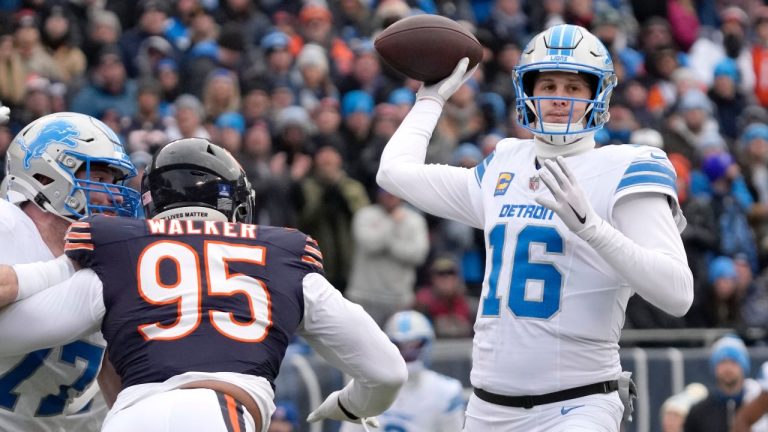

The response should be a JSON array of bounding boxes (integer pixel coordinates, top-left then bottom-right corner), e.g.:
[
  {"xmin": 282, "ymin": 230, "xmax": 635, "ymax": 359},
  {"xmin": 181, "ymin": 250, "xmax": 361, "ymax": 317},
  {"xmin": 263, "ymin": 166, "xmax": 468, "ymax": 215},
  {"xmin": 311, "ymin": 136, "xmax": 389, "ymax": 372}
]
[
  {"xmin": 299, "ymin": 272, "xmax": 407, "ymax": 423},
  {"xmin": 0, "ymin": 268, "xmax": 105, "ymax": 356},
  {"xmin": 536, "ymin": 156, "xmax": 693, "ymax": 316}
]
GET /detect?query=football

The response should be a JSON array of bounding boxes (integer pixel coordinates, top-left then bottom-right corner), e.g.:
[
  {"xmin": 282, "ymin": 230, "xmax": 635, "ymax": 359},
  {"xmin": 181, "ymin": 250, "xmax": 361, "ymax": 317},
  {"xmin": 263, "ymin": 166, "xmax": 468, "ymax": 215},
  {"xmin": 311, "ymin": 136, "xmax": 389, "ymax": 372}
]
[{"xmin": 374, "ymin": 15, "xmax": 483, "ymax": 84}]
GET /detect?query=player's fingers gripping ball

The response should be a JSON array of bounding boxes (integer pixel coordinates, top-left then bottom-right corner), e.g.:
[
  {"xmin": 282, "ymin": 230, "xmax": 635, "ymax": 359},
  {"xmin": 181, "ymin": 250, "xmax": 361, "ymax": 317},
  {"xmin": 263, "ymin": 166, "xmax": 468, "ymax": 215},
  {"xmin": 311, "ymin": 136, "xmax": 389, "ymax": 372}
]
[{"xmin": 416, "ymin": 57, "xmax": 479, "ymax": 107}]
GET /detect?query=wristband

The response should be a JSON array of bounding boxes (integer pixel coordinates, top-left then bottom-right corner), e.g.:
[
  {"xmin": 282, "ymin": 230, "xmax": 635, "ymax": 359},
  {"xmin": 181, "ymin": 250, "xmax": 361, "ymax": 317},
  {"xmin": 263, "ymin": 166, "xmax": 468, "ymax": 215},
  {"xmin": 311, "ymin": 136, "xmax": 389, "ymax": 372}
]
[
  {"xmin": 14, "ymin": 255, "xmax": 76, "ymax": 301},
  {"xmin": 338, "ymin": 399, "xmax": 359, "ymax": 421}
]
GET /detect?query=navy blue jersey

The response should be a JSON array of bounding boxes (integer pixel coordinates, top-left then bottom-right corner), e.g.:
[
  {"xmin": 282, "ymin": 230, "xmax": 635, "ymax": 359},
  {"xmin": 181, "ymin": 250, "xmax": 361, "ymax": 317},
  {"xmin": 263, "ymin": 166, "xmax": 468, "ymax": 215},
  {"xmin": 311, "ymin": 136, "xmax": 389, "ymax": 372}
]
[{"xmin": 65, "ymin": 215, "xmax": 323, "ymax": 388}]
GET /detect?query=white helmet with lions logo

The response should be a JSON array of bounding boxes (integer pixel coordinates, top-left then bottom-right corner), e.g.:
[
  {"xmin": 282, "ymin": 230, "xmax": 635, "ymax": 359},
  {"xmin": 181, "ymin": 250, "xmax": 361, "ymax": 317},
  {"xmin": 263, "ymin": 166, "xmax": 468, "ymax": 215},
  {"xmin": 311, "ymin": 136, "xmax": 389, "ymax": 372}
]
[
  {"xmin": 3, "ymin": 112, "xmax": 141, "ymax": 219},
  {"xmin": 384, "ymin": 310, "xmax": 435, "ymax": 376},
  {"xmin": 513, "ymin": 24, "xmax": 617, "ymax": 145}
]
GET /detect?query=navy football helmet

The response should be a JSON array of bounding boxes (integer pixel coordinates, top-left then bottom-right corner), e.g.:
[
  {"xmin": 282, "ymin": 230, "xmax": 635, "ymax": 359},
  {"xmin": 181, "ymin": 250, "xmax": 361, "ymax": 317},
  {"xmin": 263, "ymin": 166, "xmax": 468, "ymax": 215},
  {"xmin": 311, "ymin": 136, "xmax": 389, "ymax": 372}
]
[{"xmin": 141, "ymin": 138, "xmax": 255, "ymax": 223}]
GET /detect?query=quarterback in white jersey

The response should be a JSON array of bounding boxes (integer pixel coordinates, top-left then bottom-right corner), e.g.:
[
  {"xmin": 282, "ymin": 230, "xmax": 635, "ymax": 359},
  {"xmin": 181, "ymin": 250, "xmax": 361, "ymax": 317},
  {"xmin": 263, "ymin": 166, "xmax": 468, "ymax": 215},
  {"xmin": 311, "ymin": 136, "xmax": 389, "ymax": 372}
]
[
  {"xmin": 377, "ymin": 24, "xmax": 693, "ymax": 431},
  {"xmin": 341, "ymin": 311, "xmax": 465, "ymax": 432},
  {"xmin": 0, "ymin": 112, "xmax": 141, "ymax": 431}
]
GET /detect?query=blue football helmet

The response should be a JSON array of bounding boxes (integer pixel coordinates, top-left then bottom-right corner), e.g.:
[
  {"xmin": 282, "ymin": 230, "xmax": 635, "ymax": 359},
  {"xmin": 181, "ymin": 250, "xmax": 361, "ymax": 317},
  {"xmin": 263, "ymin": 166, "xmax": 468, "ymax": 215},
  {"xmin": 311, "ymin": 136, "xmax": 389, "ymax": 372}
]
[
  {"xmin": 513, "ymin": 24, "xmax": 617, "ymax": 145},
  {"xmin": 3, "ymin": 112, "xmax": 141, "ymax": 219}
]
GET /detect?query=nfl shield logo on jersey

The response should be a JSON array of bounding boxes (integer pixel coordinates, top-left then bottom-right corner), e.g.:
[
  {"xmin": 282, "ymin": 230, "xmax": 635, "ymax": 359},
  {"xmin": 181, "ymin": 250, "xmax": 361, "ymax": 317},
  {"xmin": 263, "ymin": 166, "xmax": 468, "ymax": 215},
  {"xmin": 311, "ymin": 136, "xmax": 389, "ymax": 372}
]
[{"xmin": 529, "ymin": 175, "xmax": 540, "ymax": 191}]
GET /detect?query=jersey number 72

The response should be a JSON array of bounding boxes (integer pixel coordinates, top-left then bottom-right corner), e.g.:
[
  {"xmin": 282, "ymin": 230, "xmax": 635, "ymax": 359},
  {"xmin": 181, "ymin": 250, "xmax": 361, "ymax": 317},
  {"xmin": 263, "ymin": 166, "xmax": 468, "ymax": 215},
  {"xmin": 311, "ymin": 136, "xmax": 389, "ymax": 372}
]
[{"xmin": 0, "ymin": 340, "xmax": 103, "ymax": 416}]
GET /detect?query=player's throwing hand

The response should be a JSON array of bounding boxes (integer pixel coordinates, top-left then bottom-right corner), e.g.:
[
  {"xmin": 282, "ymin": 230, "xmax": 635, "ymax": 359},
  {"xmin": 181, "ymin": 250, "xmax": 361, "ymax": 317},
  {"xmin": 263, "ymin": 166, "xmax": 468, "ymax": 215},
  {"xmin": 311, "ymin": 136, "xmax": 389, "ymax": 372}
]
[{"xmin": 416, "ymin": 57, "xmax": 478, "ymax": 107}]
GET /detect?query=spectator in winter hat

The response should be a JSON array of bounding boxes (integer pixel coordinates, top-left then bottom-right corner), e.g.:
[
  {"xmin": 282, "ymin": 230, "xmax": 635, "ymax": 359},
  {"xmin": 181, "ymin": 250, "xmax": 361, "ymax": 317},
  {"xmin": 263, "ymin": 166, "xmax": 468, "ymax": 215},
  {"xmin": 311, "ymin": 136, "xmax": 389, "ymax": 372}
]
[
  {"xmin": 215, "ymin": 111, "xmax": 246, "ymax": 154},
  {"xmin": 118, "ymin": 0, "xmax": 170, "ymax": 77},
  {"xmin": 340, "ymin": 90, "xmax": 375, "ymax": 159},
  {"xmin": 83, "ymin": 10, "xmax": 122, "ymax": 68},
  {"xmin": 710, "ymin": 57, "xmax": 747, "ymax": 140},
  {"xmin": 452, "ymin": 143, "xmax": 484, "ymax": 168},
  {"xmin": 388, "ymin": 87, "xmax": 416, "ymax": 121},
  {"xmin": 738, "ymin": 124, "xmax": 768, "ymax": 203},
  {"xmin": 165, "ymin": 94, "xmax": 210, "ymax": 141},
  {"xmin": 688, "ymin": 6, "xmax": 755, "ymax": 94},
  {"xmin": 702, "ymin": 151, "xmax": 737, "ymax": 183},
  {"xmin": 71, "ymin": 44, "xmax": 137, "ymax": 118},
  {"xmin": 296, "ymin": 42, "xmax": 329, "ymax": 72},
  {"xmin": 260, "ymin": 30, "xmax": 291, "ymax": 53},
  {"xmin": 685, "ymin": 334, "xmax": 768, "ymax": 431},
  {"xmin": 298, "ymin": 1, "xmax": 354, "ymax": 75},
  {"xmin": 295, "ymin": 43, "xmax": 338, "ymax": 112},
  {"xmin": 686, "ymin": 334, "xmax": 751, "ymax": 429},
  {"xmin": 662, "ymin": 89, "xmax": 719, "ymax": 164},
  {"xmin": 341, "ymin": 90, "xmax": 374, "ymax": 119},
  {"xmin": 697, "ymin": 132, "xmax": 728, "ymax": 159}
]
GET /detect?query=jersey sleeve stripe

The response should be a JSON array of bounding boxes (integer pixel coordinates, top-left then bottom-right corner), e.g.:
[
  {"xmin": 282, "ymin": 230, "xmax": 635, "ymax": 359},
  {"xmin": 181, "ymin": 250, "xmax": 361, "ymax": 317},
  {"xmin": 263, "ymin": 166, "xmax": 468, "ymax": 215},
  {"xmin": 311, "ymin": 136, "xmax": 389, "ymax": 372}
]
[
  {"xmin": 304, "ymin": 245, "xmax": 323, "ymax": 258},
  {"xmin": 65, "ymin": 232, "xmax": 92, "ymax": 240},
  {"xmin": 623, "ymin": 161, "xmax": 676, "ymax": 180},
  {"xmin": 70, "ymin": 222, "xmax": 91, "ymax": 229},
  {"xmin": 616, "ymin": 173, "xmax": 676, "ymax": 192},
  {"xmin": 64, "ymin": 243, "xmax": 94, "ymax": 251},
  {"xmin": 474, "ymin": 151, "xmax": 495, "ymax": 186},
  {"xmin": 301, "ymin": 255, "xmax": 324, "ymax": 269}
]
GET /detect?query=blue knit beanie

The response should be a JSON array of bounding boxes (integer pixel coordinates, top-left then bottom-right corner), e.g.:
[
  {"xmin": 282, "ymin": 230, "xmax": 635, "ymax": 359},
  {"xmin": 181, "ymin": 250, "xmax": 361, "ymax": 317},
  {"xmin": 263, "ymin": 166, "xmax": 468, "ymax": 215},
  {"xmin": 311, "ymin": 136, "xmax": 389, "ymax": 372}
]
[{"xmin": 710, "ymin": 334, "xmax": 750, "ymax": 375}]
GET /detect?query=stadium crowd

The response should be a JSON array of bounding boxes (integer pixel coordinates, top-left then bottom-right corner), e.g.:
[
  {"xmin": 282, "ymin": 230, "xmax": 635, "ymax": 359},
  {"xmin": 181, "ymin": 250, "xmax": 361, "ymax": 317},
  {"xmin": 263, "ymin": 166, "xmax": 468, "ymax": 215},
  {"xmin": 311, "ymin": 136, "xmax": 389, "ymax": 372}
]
[{"xmin": 2, "ymin": 0, "xmax": 768, "ymax": 341}]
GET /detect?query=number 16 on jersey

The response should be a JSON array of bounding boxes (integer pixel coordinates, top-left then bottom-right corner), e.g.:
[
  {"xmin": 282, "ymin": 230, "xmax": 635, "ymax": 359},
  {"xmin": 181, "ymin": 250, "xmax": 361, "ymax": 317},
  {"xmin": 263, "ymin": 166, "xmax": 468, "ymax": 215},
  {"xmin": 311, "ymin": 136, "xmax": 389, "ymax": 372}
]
[{"xmin": 480, "ymin": 224, "xmax": 564, "ymax": 319}]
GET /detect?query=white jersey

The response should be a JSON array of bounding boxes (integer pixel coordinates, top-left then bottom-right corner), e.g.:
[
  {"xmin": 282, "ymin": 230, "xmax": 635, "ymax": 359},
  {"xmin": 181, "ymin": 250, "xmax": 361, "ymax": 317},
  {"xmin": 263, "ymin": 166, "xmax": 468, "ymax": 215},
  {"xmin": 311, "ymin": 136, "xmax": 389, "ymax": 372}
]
[
  {"xmin": 469, "ymin": 140, "xmax": 683, "ymax": 395},
  {"xmin": 340, "ymin": 368, "xmax": 465, "ymax": 432},
  {"xmin": 0, "ymin": 199, "xmax": 106, "ymax": 432}
]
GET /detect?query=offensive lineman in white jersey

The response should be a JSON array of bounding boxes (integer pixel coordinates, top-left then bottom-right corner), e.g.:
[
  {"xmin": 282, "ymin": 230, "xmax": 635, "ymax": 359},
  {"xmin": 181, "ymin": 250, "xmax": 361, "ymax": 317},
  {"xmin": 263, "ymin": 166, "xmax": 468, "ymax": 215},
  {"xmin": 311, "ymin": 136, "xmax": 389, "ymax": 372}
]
[
  {"xmin": 376, "ymin": 24, "xmax": 694, "ymax": 431},
  {"xmin": 0, "ymin": 111, "xmax": 141, "ymax": 431},
  {"xmin": 341, "ymin": 311, "xmax": 465, "ymax": 432}
]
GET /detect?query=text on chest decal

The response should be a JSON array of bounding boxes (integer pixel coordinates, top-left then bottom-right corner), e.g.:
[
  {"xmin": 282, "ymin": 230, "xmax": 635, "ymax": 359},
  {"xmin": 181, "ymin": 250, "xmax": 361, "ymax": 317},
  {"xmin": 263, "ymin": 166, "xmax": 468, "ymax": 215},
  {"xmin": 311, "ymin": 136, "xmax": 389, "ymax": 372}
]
[{"xmin": 498, "ymin": 204, "xmax": 556, "ymax": 220}]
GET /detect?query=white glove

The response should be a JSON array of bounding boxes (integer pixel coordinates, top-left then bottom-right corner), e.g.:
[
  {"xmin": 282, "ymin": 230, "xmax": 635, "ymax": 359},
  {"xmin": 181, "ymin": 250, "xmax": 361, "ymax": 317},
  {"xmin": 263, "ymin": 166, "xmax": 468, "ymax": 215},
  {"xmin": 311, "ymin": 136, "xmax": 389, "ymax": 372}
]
[
  {"xmin": 534, "ymin": 156, "xmax": 603, "ymax": 240},
  {"xmin": 306, "ymin": 390, "xmax": 380, "ymax": 428},
  {"xmin": 416, "ymin": 57, "xmax": 478, "ymax": 107},
  {"xmin": 0, "ymin": 102, "xmax": 9, "ymax": 124}
]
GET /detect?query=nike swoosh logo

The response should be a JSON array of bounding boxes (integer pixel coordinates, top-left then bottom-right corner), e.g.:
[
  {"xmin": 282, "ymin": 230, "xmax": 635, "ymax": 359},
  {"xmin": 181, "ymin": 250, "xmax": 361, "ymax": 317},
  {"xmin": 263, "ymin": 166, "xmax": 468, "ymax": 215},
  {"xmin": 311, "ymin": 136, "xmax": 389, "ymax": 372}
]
[
  {"xmin": 568, "ymin": 204, "xmax": 586, "ymax": 224},
  {"xmin": 561, "ymin": 405, "xmax": 585, "ymax": 415},
  {"xmin": 650, "ymin": 153, "xmax": 666, "ymax": 159}
]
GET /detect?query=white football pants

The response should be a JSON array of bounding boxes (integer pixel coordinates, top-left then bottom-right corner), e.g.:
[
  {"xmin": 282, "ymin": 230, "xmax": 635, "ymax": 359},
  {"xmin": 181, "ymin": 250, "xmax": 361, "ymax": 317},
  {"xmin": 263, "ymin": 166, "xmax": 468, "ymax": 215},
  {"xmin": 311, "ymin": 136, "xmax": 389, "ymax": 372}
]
[
  {"xmin": 103, "ymin": 388, "xmax": 256, "ymax": 432},
  {"xmin": 463, "ymin": 391, "xmax": 624, "ymax": 432}
]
